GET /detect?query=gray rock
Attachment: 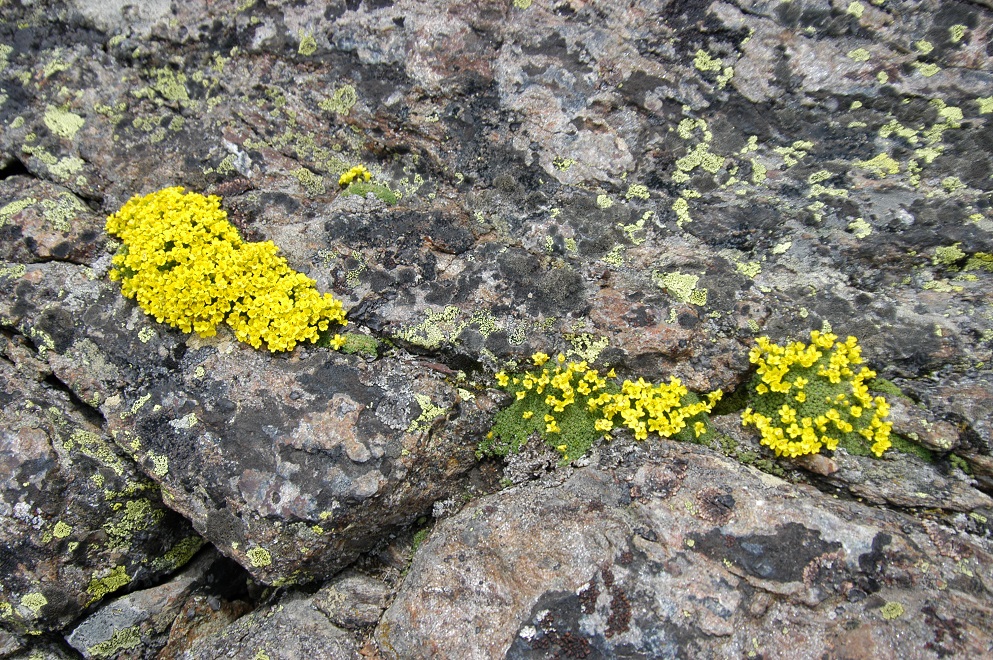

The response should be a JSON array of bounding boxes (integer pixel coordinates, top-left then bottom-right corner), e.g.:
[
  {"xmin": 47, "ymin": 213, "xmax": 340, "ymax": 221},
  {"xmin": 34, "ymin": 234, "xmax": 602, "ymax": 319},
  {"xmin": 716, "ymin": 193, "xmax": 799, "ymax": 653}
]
[
  {"xmin": 173, "ymin": 590, "xmax": 361, "ymax": 660},
  {"xmin": 314, "ymin": 570, "xmax": 392, "ymax": 629},
  {"xmin": 0, "ymin": 335, "xmax": 201, "ymax": 635},
  {"xmin": 66, "ymin": 549, "xmax": 217, "ymax": 659},
  {"xmin": 378, "ymin": 440, "xmax": 993, "ymax": 658},
  {"xmin": 2, "ymin": 0, "xmax": 993, "ymax": 653}
]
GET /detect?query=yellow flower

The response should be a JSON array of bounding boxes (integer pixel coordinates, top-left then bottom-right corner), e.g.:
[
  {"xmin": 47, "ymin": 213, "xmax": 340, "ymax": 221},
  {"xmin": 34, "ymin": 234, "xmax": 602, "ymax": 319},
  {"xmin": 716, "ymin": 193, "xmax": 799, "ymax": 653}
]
[
  {"xmin": 495, "ymin": 371, "xmax": 510, "ymax": 387},
  {"xmin": 105, "ymin": 187, "xmax": 347, "ymax": 352},
  {"xmin": 531, "ymin": 352, "xmax": 550, "ymax": 366},
  {"xmin": 339, "ymin": 165, "xmax": 372, "ymax": 187},
  {"xmin": 522, "ymin": 411, "xmax": 533, "ymax": 419}
]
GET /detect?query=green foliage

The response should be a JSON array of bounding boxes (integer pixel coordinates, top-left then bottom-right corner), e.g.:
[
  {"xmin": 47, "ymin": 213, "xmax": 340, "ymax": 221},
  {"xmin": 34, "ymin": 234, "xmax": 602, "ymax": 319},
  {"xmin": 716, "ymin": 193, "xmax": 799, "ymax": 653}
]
[
  {"xmin": 341, "ymin": 181, "xmax": 398, "ymax": 205},
  {"xmin": 411, "ymin": 527, "xmax": 431, "ymax": 554},
  {"xmin": 948, "ymin": 452, "xmax": 971, "ymax": 474},
  {"xmin": 868, "ymin": 377, "xmax": 905, "ymax": 398},
  {"xmin": 337, "ymin": 332, "xmax": 380, "ymax": 356}
]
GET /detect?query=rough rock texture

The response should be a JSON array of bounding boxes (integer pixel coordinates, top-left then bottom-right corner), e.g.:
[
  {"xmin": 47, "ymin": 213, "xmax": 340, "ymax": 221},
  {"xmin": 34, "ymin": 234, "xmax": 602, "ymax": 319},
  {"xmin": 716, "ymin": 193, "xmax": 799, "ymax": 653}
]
[
  {"xmin": 0, "ymin": 331, "xmax": 200, "ymax": 637},
  {"xmin": 379, "ymin": 441, "xmax": 993, "ymax": 658},
  {"xmin": 2, "ymin": 0, "xmax": 993, "ymax": 656}
]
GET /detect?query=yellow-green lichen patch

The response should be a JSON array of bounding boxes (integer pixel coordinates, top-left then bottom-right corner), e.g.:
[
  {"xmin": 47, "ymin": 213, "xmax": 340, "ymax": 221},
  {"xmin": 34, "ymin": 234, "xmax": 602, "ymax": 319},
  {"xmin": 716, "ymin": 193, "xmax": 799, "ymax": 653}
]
[
  {"xmin": 941, "ymin": 176, "xmax": 965, "ymax": 193},
  {"xmin": 625, "ymin": 184, "xmax": 650, "ymax": 200},
  {"xmin": 694, "ymin": 49, "xmax": 722, "ymax": 72},
  {"xmin": 912, "ymin": 61, "xmax": 941, "ymax": 77},
  {"xmin": 596, "ymin": 194, "xmax": 614, "ymax": 209},
  {"xmin": 407, "ymin": 394, "xmax": 447, "ymax": 434},
  {"xmin": 49, "ymin": 156, "xmax": 86, "ymax": 182},
  {"xmin": 298, "ymin": 31, "xmax": 317, "ymax": 56},
  {"xmin": 291, "ymin": 167, "xmax": 325, "ymax": 195},
  {"xmin": 618, "ymin": 212, "xmax": 650, "ymax": 245},
  {"xmin": 655, "ymin": 271, "xmax": 707, "ymax": 306},
  {"xmin": 963, "ymin": 253, "xmax": 993, "ymax": 272},
  {"xmin": 395, "ymin": 305, "xmax": 460, "ymax": 349},
  {"xmin": 880, "ymin": 601, "xmax": 905, "ymax": 620},
  {"xmin": 19, "ymin": 593, "xmax": 47, "ymax": 617},
  {"xmin": 949, "ymin": 24, "xmax": 967, "ymax": 43},
  {"xmin": 246, "ymin": 546, "xmax": 272, "ymax": 568},
  {"xmin": 847, "ymin": 1, "xmax": 865, "ymax": 17},
  {"xmin": 553, "ymin": 157, "xmax": 576, "ymax": 171},
  {"xmin": 774, "ymin": 140, "xmax": 813, "ymax": 167},
  {"xmin": 933, "ymin": 243, "xmax": 966, "ymax": 267},
  {"xmin": 104, "ymin": 498, "xmax": 164, "ymax": 548},
  {"xmin": 513, "ymin": 0, "xmax": 533, "ymax": 8},
  {"xmin": 0, "ymin": 197, "xmax": 37, "ymax": 228},
  {"xmin": 977, "ymin": 97, "xmax": 993, "ymax": 114},
  {"xmin": 847, "ymin": 48, "xmax": 871, "ymax": 62},
  {"xmin": 43, "ymin": 105, "xmax": 85, "ymax": 139},
  {"xmin": 848, "ymin": 218, "xmax": 873, "ymax": 238},
  {"xmin": 52, "ymin": 520, "xmax": 72, "ymax": 539},
  {"xmin": 68, "ymin": 429, "xmax": 126, "ymax": 476},
  {"xmin": 856, "ymin": 153, "xmax": 900, "ymax": 177},
  {"xmin": 565, "ymin": 333, "xmax": 609, "ymax": 363},
  {"xmin": 141, "ymin": 68, "xmax": 191, "ymax": 104},
  {"xmin": 736, "ymin": 261, "xmax": 762, "ymax": 278},
  {"xmin": 153, "ymin": 535, "xmax": 205, "ymax": 572},
  {"xmin": 87, "ymin": 625, "xmax": 141, "ymax": 658},
  {"xmin": 913, "ymin": 40, "xmax": 934, "ymax": 55},
  {"xmin": 0, "ymin": 43, "xmax": 12, "ymax": 72},
  {"xmin": 319, "ymin": 85, "xmax": 358, "ymax": 116},
  {"xmin": 40, "ymin": 192, "xmax": 87, "ymax": 232},
  {"xmin": 147, "ymin": 451, "xmax": 169, "ymax": 477},
  {"xmin": 87, "ymin": 565, "xmax": 130, "ymax": 604}
]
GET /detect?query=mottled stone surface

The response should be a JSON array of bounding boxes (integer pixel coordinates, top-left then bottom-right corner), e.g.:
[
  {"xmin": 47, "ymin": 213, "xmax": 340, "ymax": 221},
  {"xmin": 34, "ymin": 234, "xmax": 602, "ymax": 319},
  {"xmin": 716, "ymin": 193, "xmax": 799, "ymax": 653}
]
[
  {"xmin": 1, "ymin": 0, "xmax": 993, "ymax": 655},
  {"xmin": 0, "ymin": 333, "xmax": 200, "ymax": 636},
  {"xmin": 171, "ymin": 590, "xmax": 362, "ymax": 660},
  {"xmin": 379, "ymin": 440, "xmax": 993, "ymax": 658}
]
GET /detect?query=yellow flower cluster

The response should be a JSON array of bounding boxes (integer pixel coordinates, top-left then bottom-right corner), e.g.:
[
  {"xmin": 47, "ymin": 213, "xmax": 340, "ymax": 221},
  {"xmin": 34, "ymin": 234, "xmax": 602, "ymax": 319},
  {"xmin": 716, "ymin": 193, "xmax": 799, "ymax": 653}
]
[
  {"xmin": 742, "ymin": 331, "xmax": 892, "ymax": 458},
  {"xmin": 106, "ymin": 187, "xmax": 347, "ymax": 352},
  {"xmin": 489, "ymin": 353, "xmax": 721, "ymax": 462},
  {"xmin": 339, "ymin": 165, "xmax": 371, "ymax": 187}
]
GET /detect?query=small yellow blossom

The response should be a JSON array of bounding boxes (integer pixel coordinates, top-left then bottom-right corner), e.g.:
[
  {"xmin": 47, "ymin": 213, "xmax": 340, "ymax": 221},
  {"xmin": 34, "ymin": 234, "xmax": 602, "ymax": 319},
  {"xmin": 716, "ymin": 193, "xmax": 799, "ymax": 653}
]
[
  {"xmin": 339, "ymin": 165, "xmax": 371, "ymax": 187},
  {"xmin": 532, "ymin": 352, "xmax": 550, "ymax": 366},
  {"xmin": 742, "ymin": 331, "xmax": 891, "ymax": 458},
  {"xmin": 105, "ymin": 187, "xmax": 347, "ymax": 352}
]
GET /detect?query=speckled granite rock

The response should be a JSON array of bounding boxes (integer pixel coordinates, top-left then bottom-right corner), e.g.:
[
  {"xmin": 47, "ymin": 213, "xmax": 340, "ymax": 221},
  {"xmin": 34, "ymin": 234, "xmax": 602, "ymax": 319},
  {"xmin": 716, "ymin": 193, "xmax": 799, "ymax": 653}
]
[
  {"xmin": 378, "ymin": 440, "xmax": 993, "ymax": 658},
  {"xmin": 1, "ymin": 0, "xmax": 993, "ymax": 655}
]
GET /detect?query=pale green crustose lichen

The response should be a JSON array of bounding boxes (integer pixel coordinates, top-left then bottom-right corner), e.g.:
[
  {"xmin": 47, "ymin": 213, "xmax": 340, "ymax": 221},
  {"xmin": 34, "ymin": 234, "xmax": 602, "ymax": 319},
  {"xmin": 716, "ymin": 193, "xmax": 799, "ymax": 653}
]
[
  {"xmin": 247, "ymin": 546, "xmax": 272, "ymax": 568},
  {"xmin": 407, "ymin": 394, "xmax": 447, "ymax": 434}
]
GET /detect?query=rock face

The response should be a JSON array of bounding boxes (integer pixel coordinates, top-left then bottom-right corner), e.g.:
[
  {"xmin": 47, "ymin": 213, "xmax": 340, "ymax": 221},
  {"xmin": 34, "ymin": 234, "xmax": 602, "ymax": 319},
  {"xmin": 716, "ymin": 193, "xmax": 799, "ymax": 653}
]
[
  {"xmin": 1, "ymin": 318, "xmax": 200, "ymax": 636},
  {"xmin": 1, "ymin": 0, "xmax": 993, "ymax": 656},
  {"xmin": 378, "ymin": 441, "xmax": 993, "ymax": 658}
]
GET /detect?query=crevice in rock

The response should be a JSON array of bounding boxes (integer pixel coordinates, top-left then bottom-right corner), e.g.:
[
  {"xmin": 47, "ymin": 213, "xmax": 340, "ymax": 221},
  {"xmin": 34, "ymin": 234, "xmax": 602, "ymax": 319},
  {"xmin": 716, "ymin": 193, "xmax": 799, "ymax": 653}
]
[
  {"xmin": 0, "ymin": 155, "xmax": 32, "ymax": 180},
  {"xmin": 42, "ymin": 373, "xmax": 105, "ymax": 427}
]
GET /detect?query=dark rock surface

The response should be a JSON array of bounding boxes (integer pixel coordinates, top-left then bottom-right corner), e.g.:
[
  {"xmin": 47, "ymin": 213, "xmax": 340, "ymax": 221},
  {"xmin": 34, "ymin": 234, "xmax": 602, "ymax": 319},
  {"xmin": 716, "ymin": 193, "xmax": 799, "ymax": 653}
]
[{"xmin": 1, "ymin": 0, "xmax": 992, "ymax": 656}]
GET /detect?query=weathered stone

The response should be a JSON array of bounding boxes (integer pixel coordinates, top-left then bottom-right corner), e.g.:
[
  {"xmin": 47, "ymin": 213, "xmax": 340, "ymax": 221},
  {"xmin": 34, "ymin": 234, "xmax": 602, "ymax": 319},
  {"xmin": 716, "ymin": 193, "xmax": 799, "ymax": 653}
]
[
  {"xmin": 66, "ymin": 549, "xmax": 222, "ymax": 659},
  {"xmin": 2, "ymin": 0, "xmax": 993, "ymax": 654},
  {"xmin": 378, "ymin": 440, "xmax": 993, "ymax": 658},
  {"xmin": 313, "ymin": 569, "xmax": 392, "ymax": 629},
  {"xmin": 171, "ymin": 590, "xmax": 361, "ymax": 660},
  {"xmin": 0, "ymin": 335, "xmax": 201, "ymax": 636},
  {"xmin": 2, "ymin": 259, "xmax": 486, "ymax": 585}
]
